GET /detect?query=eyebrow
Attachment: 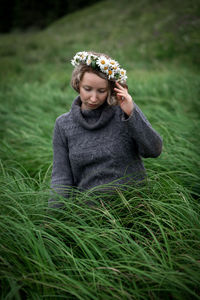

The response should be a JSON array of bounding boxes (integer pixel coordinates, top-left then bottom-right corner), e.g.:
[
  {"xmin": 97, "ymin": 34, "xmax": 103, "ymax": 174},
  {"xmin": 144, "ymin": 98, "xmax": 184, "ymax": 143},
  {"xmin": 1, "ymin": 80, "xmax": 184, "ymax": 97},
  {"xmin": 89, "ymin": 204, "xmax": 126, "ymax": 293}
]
[{"xmin": 83, "ymin": 85, "xmax": 108, "ymax": 90}]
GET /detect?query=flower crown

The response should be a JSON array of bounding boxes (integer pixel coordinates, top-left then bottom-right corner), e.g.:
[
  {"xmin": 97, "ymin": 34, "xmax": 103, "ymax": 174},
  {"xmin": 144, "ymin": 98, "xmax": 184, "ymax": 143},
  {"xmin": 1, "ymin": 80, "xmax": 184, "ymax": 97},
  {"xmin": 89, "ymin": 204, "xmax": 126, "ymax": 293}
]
[{"xmin": 71, "ymin": 51, "xmax": 127, "ymax": 83}]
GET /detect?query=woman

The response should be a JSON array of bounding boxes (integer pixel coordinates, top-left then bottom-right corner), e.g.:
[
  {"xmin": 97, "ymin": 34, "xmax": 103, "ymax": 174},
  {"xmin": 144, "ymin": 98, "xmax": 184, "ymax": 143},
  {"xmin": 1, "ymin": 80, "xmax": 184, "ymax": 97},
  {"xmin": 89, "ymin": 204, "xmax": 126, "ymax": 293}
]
[{"xmin": 49, "ymin": 51, "xmax": 162, "ymax": 208}]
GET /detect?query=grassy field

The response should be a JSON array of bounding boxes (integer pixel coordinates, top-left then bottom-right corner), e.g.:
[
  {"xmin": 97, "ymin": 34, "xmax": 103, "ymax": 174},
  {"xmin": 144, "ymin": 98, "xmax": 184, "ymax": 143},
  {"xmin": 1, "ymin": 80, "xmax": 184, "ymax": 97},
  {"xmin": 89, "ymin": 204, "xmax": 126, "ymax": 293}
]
[{"xmin": 0, "ymin": 0, "xmax": 200, "ymax": 299}]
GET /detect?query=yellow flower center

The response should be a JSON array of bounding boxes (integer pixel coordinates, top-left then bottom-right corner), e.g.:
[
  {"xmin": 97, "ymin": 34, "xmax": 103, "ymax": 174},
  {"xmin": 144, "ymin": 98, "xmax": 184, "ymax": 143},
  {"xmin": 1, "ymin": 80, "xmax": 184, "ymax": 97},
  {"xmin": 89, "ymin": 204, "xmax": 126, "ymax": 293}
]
[
  {"xmin": 121, "ymin": 71, "xmax": 124, "ymax": 75},
  {"xmin": 101, "ymin": 60, "xmax": 106, "ymax": 65},
  {"xmin": 108, "ymin": 70, "xmax": 113, "ymax": 75},
  {"xmin": 104, "ymin": 66, "xmax": 108, "ymax": 70}
]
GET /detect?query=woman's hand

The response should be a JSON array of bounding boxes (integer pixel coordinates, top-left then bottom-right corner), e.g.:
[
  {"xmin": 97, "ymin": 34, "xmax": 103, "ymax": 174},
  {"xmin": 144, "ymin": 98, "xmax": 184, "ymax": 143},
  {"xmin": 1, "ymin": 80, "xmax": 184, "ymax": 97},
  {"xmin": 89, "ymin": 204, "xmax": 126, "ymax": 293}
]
[{"xmin": 114, "ymin": 82, "xmax": 134, "ymax": 116}]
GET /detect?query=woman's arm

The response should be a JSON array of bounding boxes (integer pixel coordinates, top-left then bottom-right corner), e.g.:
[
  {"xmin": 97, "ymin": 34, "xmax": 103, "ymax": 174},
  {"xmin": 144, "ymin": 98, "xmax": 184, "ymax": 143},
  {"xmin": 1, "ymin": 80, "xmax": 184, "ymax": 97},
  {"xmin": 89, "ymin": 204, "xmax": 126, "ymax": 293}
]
[
  {"xmin": 49, "ymin": 118, "xmax": 74, "ymax": 208},
  {"xmin": 122, "ymin": 103, "xmax": 163, "ymax": 158},
  {"xmin": 114, "ymin": 82, "xmax": 162, "ymax": 158}
]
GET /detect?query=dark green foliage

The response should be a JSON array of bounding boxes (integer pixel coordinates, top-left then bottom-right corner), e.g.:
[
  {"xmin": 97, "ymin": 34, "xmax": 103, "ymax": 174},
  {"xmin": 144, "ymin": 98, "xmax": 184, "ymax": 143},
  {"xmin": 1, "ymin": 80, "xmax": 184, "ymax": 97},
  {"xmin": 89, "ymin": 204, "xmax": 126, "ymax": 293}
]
[{"xmin": 0, "ymin": 0, "xmax": 103, "ymax": 33}]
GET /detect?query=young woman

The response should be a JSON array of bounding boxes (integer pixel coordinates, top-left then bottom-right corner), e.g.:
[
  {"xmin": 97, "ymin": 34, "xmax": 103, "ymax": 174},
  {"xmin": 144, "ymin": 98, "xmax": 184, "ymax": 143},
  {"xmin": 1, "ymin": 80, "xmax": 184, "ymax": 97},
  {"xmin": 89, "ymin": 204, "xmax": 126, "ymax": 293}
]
[{"xmin": 49, "ymin": 51, "xmax": 162, "ymax": 208}]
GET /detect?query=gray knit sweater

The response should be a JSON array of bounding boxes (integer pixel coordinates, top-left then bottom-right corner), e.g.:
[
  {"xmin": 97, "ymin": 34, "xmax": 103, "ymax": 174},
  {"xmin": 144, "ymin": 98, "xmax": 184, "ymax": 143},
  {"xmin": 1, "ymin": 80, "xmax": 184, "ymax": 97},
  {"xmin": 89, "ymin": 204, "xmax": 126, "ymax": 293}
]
[{"xmin": 49, "ymin": 96, "xmax": 162, "ymax": 207}]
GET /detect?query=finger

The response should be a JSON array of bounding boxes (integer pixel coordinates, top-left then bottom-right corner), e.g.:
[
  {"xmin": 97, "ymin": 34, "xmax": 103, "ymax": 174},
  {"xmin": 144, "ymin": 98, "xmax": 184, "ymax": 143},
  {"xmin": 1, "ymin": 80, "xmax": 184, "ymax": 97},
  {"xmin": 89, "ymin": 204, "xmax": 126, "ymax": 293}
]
[
  {"xmin": 117, "ymin": 96, "xmax": 126, "ymax": 102},
  {"xmin": 114, "ymin": 88, "xmax": 127, "ymax": 95},
  {"xmin": 116, "ymin": 92, "xmax": 126, "ymax": 98},
  {"xmin": 115, "ymin": 82, "xmax": 125, "ymax": 90},
  {"xmin": 114, "ymin": 88, "xmax": 123, "ymax": 93}
]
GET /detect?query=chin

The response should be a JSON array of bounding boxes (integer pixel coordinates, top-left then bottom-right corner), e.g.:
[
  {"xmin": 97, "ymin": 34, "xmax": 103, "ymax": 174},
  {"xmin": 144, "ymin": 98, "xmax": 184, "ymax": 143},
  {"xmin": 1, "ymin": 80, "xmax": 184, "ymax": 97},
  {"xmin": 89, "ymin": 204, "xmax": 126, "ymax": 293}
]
[{"xmin": 88, "ymin": 104, "xmax": 99, "ymax": 109}]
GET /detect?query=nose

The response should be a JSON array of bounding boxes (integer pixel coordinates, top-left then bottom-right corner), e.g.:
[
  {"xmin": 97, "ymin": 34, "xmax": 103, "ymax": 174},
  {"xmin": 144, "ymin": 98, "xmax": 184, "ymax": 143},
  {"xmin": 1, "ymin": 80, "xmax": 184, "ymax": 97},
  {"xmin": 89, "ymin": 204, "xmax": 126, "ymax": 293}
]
[{"xmin": 90, "ymin": 92, "xmax": 97, "ymax": 103}]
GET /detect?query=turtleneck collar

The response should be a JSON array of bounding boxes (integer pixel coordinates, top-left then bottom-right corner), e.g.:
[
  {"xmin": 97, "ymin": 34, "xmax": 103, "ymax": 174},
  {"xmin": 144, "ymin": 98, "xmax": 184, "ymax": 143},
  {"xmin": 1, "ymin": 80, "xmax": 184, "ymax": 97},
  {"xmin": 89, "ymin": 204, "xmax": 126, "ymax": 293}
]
[{"xmin": 71, "ymin": 96, "xmax": 115, "ymax": 130}]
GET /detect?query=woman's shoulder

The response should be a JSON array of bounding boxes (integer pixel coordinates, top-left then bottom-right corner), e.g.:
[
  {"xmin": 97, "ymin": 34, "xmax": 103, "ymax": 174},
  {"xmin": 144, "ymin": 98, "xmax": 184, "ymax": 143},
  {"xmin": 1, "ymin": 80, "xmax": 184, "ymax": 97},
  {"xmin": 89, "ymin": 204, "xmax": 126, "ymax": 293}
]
[
  {"xmin": 53, "ymin": 111, "xmax": 75, "ymax": 136},
  {"xmin": 56, "ymin": 111, "xmax": 70, "ymax": 122},
  {"xmin": 55, "ymin": 111, "xmax": 72, "ymax": 126},
  {"xmin": 55, "ymin": 97, "xmax": 78, "ymax": 125}
]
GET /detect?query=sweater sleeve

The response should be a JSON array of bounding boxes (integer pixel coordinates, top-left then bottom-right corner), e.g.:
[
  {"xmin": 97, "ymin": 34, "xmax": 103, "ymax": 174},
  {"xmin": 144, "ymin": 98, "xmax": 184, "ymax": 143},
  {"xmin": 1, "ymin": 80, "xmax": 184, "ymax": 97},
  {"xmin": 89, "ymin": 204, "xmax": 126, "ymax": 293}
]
[
  {"xmin": 122, "ymin": 103, "xmax": 163, "ymax": 158},
  {"xmin": 48, "ymin": 118, "xmax": 74, "ymax": 208}
]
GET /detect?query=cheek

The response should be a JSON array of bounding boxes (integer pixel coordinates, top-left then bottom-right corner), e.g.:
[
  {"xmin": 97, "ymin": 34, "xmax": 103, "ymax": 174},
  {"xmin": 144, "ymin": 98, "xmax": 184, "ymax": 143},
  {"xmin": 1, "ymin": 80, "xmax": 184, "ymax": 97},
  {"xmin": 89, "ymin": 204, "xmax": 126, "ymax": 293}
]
[
  {"xmin": 101, "ymin": 92, "xmax": 108, "ymax": 101},
  {"xmin": 80, "ymin": 89, "xmax": 88, "ymax": 100}
]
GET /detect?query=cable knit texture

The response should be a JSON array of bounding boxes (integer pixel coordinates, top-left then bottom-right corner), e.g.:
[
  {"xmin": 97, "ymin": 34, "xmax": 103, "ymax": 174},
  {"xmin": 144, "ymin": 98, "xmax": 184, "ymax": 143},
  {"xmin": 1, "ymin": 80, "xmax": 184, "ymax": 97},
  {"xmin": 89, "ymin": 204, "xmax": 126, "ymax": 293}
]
[{"xmin": 49, "ymin": 96, "xmax": 162, "ymax": 207}]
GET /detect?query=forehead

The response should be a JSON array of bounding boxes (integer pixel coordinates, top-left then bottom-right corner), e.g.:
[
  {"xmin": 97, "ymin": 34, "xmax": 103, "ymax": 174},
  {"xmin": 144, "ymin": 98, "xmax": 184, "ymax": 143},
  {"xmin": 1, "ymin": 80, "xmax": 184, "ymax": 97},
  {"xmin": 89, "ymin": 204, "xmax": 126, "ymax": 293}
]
[{"xmin": 80, "ymin": 72, "xmax": 108, "ymax": 88}]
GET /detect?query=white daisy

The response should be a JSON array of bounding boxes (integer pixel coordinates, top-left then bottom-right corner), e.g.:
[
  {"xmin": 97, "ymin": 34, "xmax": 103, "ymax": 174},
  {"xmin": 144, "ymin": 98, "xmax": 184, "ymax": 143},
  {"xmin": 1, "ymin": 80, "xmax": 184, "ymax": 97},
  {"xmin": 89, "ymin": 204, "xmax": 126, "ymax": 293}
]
[
  {"xmin": 119, "ymin": 69, "xmax": 127, "ymax": 81},
  {"xmin": 109, "ymin": 59, "xmax": 119, "ymax": 69},
  {"xmin": 86, "ymin": 58, "xmax": 91, "ymax": 66},
  {"xmin": 89, "ymin": 54, "xmax": 98, "ymax": 60},
  {"xmin": 99, "ymin": 64, "xmax": 108, "ymax": 73},
  {"xmin": 121, "ymin": 76, "xmax": 128, "ymax": 82},
  {"xmin": 77, "ymin": 51, "xmax": 88, "ymax": 61},
  {"xmin": 86, "ymin": 55, "xmax": 93, "ymax": 66},
  {"xmin": 113, "ymin": 66, "xmax": 120, "ymax": 74},
  {"xmin": 96, "ymin": 56, "xmax": 109, "ymax": 70},
  {"xmin": 107, "ymin": 68, "xmax": 115, "ymax": 80},
  {"xmin": 119, "ymin": 68, "xmax": 127, "ymax": 77},
  {"xmin": 71, "ymin": 59, "xmax": 76, "ymax": 66},
  {"xmin": 71, "ymin": 54, "xmax": 81, "ymax": 66},
  {"xmin": 119, "ymin": 75, "xmax": 128, "ymax": 82}
]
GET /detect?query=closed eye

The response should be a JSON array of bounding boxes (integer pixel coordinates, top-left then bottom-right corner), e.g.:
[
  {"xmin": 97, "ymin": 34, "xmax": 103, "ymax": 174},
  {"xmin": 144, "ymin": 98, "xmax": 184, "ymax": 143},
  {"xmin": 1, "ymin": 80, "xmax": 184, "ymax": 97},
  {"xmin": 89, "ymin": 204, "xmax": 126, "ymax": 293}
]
[{"xmin": 84, "ymin": 87, "xmax": 91, "ymax": 91}]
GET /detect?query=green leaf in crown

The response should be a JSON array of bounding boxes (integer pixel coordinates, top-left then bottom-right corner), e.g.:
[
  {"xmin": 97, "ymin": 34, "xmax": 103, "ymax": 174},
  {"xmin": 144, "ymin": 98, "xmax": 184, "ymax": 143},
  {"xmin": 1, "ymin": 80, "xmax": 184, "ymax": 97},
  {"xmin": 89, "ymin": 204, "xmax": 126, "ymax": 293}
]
[{"xmin": 91, "ymin": 60, "xmax": 97, "ymax": 69}]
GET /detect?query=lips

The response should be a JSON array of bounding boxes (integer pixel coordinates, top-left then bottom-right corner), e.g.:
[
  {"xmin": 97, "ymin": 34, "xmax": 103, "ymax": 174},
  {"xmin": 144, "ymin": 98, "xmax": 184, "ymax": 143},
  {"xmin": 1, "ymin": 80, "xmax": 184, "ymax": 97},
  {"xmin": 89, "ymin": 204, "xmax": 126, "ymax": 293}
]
[{"xmin": 88, "ymin": 103, "xmax": 98, "ymax": 108}]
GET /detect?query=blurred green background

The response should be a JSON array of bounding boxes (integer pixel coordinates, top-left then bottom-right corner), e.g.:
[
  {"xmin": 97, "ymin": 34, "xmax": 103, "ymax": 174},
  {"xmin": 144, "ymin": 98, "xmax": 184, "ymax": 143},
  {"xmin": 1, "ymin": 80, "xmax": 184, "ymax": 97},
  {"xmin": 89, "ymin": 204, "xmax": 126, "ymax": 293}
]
[{"xmin": 0, "ymin": 0, "xmax": 200, "ymax": 298}]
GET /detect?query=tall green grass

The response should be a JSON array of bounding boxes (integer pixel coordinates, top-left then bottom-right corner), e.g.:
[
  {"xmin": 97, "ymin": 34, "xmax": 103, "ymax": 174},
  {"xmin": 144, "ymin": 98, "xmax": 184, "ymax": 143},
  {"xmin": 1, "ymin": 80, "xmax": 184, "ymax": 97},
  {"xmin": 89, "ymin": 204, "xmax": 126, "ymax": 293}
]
[
  {"xmin": 1, "ymin": 163, "xmax": 200, "ymax": 299},
  {"xmin": 0, "ymin": 0, "xmax": 200, "ymax": 298}
]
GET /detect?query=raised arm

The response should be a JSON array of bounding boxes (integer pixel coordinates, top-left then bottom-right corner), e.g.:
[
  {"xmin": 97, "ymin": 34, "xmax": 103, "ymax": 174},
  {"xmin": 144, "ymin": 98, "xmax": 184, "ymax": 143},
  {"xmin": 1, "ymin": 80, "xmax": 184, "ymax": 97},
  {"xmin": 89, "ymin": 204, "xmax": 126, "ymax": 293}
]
[
  {"xmin": 114, "ymin": 82, "xmax": 162, "ymax": 158},
  {"xmin": 49, "ymin": 118, "xmax": 74, "ymax": 208},
  {"xmin": 122, "ymin": 103, "xmax": 163, "ymax": 158}
]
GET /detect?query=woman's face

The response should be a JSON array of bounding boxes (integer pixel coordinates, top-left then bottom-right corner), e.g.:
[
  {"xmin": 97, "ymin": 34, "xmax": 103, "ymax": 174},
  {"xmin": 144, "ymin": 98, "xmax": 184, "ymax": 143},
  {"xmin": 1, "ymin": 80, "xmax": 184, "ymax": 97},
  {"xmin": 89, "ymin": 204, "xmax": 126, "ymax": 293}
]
[{"xmin": 79, "ymin": 72, "xmax": 109, "ymax": 110}]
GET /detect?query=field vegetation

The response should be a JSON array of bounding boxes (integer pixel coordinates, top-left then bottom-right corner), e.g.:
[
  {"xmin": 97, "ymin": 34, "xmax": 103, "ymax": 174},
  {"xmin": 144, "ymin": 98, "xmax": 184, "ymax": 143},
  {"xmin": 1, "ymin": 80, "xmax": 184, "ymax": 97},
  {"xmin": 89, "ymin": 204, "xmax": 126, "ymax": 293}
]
[{"xmin": 0, "ymin": 0, "xmax": 200, "ymax": 298}]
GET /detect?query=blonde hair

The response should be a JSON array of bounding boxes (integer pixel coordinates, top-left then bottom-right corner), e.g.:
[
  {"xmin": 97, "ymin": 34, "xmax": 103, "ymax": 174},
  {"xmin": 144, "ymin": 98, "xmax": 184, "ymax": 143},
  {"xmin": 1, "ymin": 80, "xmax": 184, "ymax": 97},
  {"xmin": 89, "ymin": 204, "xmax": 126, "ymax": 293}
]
[{"xmin": 70, "ymin": 51, "xmax": 128, "ymax": 106}]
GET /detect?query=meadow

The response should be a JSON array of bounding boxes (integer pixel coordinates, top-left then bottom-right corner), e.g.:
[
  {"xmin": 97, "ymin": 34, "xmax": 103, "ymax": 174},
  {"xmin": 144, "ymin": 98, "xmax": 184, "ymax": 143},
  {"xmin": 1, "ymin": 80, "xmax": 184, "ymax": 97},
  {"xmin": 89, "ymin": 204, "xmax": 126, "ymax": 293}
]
[{"xmin": 0, "ymin": 0, "xmax": 200, "ymax": 299}]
